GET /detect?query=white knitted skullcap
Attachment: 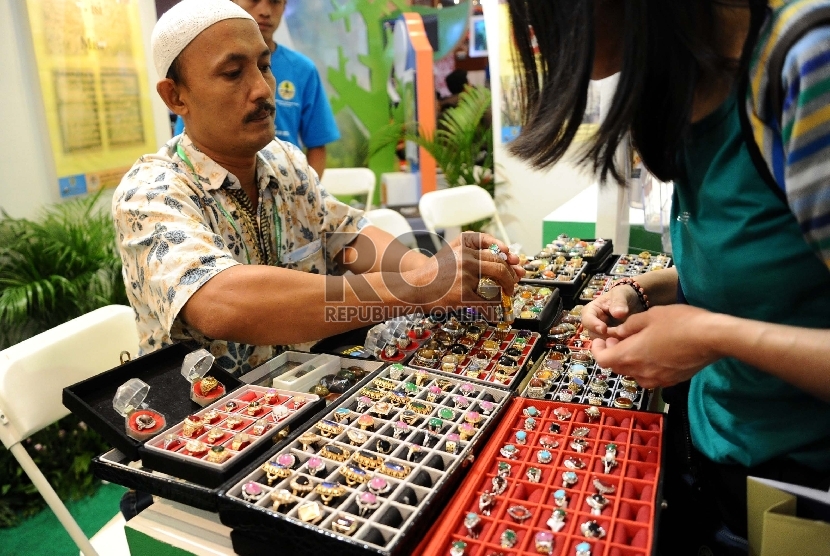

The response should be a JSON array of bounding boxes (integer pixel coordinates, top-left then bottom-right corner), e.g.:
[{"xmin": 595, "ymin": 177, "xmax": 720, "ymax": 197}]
[{"xmin": 151, "ymin": 0, "xmax": 255, "ymax": 80}]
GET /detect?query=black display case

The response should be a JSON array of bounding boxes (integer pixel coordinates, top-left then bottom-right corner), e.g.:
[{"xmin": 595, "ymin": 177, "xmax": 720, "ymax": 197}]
[{"xmin": 218, "ymin": 364, "xmax": 516, "ymax": 556}]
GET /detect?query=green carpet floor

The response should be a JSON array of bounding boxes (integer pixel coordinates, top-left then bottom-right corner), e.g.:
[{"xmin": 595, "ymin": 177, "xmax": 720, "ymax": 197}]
[{"xmin": 0, "ymin": 483, "xmax": 127, "ymax": 556}]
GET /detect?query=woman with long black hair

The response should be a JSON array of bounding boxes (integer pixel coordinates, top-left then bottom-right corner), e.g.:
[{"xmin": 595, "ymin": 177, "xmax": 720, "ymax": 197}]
[{"xmin": 506, "ymin": 1, "xmax": 830, "ymax": 554}]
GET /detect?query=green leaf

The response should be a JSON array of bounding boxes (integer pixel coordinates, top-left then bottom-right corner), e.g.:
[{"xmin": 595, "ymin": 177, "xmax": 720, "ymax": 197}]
[{"xmin": 366, "ymin": 85, "xmax": 496, "ymax": 194}]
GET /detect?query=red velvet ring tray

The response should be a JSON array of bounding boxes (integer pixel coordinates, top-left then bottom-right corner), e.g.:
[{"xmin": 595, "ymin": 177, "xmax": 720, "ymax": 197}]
[{"xmin": 414, "ymin": 398, "xmax": 664, "ymax": 556}]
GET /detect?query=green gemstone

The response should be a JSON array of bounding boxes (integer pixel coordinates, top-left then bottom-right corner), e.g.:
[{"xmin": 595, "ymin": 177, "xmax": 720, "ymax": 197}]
[
  {"xmin": 439, "ymin": 408, "xmax": 455, "ymax": 420},
  {"xmin": 404, "ymin": 382, "xmax": 418, "ymax": 393},
  {"xmin": 498, "ymin": 462, "xmax": 510, "ymax": 473},
  {"xmin": 429, "ymin": 417, "xmax": 443, "ymax": 428},
  {"xmin": 452, "ymin": 540, "xmax": 467, "ymax": 550},
  {"xmin": 504, "ymin": 530, "xmax": 517, "ymax": 542},
  {"xmin": 410, "ymin": 401, "xmax": 427, "ymax": 410}
]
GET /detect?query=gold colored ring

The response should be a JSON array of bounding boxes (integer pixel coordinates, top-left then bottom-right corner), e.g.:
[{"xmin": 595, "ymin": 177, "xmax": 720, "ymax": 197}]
[
  {"xmin": 406, "ymin": 400, "xmax": 432, "ymax": 415},
  {"xmin": 352, "ymin": 450, "xmax": 384, "ymax": 471},
  {"xmin": 182, "ymin": 415, "xmax": 203, "ymax": 437},
  {"xmin": 319, "ymin": 445, "xmax": 351, "ymax": 462},
  {"xmin": 620, "ymin": 376, "xmax": 638, "ymax": 389},
  {"xmin": 314, "ymin": 482, "xmax": 346, "ymax": 505},
  {"xmin": 207, "ymin": 428, "xmax": 225, "ymax": 443},
  {"xmin": 378, "ymin": 461, "xmax": 411, "ymax": 479},
  {"xmin": 225, "ymin": 416, "xmax": 244, "ymax": 429},
  {"xmin": 346, "ymin": 430, "xmax": 367, "ymax": 445},
  {"xmin": 231, "ymin": 433, "xmax": 250, "ymax": 451},
  {"xmin": 360, "ymin": 387, "xmax": 385, "ymax": 401},
  {"xmin": 289, "ymin": 475, "xmax": 315, "ymax": 495},
  {"xmin": 199, "ymin": 376, "xmax": 219, "ymax": 396},
  {"xmin": 315, "ymin": 419, "xmax": 344, "ymax": 438},
  {"xmin": 205, "ymin": 446, "xmax": 229, "ymax": 463},
  {"xmin": 373, "ymin": 378, "xmax": 396, "ymax": 391},
  {"xmin": 261, "ymin": 461, "xmax": 291, "ymax": 485},
  {"xmin": 339, "ymin": 465, "xmax": 369, "ymax": 486}
]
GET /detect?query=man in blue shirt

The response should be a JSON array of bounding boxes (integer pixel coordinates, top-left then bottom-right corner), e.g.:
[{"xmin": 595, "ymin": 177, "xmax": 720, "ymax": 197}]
[{"xmin": 174, "ymin": 0, "xmax": 339, "ymax": 177}]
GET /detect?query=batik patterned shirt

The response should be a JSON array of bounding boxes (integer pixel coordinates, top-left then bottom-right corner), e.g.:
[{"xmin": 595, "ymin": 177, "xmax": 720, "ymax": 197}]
[{"xmin": 113, "ymin": 133, "xmax": 366, "ymax": 376}]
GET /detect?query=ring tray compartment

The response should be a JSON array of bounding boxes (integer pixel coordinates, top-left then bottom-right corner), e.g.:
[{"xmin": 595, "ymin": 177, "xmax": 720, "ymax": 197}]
[
  {"xmin": 522, "ymin": 349, "xmax": 652, "ymax": 411},
  {"xmin": 90, "ymin": 352, "xmax": 380, "ymax": 508},
  {"xmin": 608, "ymin": 253, "xmax": 673, "ymax": 277},
  {"xmin": 575, "ymin": 274, "xmax": 615, "ymax": 306},
  {"xmin": 139, "ymin": 385, "xmax": 320, "ymax": 488},
  {"xmin": 257, "ymin": 353, "xmax": 386, "ymax": 403},
  {"xmin": 504, "ymin": 286, "xmax": 562, "ymax": 333},
  {"xmin": 407, "ymin": 323, "xmax": 543, "ymax": 390},
  {"xmin": 414, "ymin": 398, "xmax": 665, "ymax": 556},
  {"xmin": 309, "ymin": 324, "xmax": 428, "ymax": 363},
  {"xmin": 63, "ymin": 343, "xmax": 243, "ymax": 462},
  {"xmin": 218, "ymin": 365, "xmax": 514, "ymax": 556}
]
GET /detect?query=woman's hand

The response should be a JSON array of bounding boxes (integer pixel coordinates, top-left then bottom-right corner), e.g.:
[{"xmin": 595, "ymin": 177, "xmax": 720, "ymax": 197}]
[
  {"xmin": 582, "ymin": 285, "xmax": 646, "ymax": 339},
  {"xmin": 591, "ymin": 305, "xmax": 722, "ymax": 388}
]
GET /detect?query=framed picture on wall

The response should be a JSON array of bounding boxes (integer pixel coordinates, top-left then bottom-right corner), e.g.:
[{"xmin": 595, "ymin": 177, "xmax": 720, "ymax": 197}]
[{"xmin": 468, "ymin": 15, "xmax": 488, "ymax": 58}]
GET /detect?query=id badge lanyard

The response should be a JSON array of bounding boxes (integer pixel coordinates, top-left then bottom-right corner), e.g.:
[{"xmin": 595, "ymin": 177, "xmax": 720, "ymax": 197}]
[{"xmin": 176, "ymin": 141, "xmax": 282, "ymax": 265}]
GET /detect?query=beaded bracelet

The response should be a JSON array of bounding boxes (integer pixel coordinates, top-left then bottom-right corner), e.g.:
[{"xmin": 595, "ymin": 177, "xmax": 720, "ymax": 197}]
[{"xmin": 609, "ymin": 278, "xmax": 650, "ymax": 311}]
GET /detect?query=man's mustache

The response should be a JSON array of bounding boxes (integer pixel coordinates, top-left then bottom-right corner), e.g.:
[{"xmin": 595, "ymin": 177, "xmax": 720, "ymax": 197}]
[{"xmin": 244, "ymin": 101, "xmax": 276, "ymax": 123}]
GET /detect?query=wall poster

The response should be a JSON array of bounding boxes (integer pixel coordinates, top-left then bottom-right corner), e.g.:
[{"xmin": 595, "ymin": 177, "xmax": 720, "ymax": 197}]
[{"xmin": 26, "ymin": 0, "xmax": 156, "ymax": 197}]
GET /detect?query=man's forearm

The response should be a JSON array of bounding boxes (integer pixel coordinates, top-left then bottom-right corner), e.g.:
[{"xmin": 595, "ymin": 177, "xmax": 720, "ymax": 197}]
[{"xmin": 181, "ymin": 265, "xmax": 423, "ymax": 346}]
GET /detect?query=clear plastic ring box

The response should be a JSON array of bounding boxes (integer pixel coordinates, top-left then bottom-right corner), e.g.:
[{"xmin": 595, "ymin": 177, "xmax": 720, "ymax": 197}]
[
  {"xmin": 113, "ymin": 378, "xmax": 166, "ymax": 441},
  {"xmin": 181, "ymin": 348, "xmax": 226, "ymax": 407}
]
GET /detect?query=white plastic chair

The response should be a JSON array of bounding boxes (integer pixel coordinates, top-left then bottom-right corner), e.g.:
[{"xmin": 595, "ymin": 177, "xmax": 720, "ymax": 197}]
[
  {"xmin": 418, "ymin": 184, "xmax": 510, "ymax": 253},
  {"xmin": 320, "ymin": 167, "xmax": 376, "ymax": 212},
  {"xmin": 0, "ymin": 305, "xmax": 139, "ymax": 556},
  {"xmin": 364, "ymin": 208, "xmax": 418, "ymax": 250}
]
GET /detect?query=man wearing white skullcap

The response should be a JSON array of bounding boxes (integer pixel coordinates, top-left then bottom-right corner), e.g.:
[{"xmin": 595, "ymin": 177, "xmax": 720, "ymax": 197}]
[
  {"xmin": 172, "ymin": 0, "xmax": 340, "ymax": 178},
  {"xmin": 112, "ymin": 0, "xmax": 522, "ymax": 379}
]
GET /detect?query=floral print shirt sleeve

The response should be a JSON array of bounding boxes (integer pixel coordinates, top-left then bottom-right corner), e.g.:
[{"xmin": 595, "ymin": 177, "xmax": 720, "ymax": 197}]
[{"xmin": 113, "ymin": 134, "xmax": 365, "ymax": 376}]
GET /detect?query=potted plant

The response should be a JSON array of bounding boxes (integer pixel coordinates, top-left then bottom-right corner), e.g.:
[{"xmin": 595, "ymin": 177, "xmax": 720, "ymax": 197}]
[
  {"xmin": 0, "ymin": 192, "xmax": 126, "ymax": 526},
  {"xmin": 368, "ymin": 85, "xmax": 496, "ymax": 201}
]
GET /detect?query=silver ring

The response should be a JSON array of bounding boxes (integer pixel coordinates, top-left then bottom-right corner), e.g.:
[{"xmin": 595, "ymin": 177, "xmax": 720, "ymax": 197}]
[{"xmin": 135, "ymin": 414, "xmax": 156, "ymax": 431}]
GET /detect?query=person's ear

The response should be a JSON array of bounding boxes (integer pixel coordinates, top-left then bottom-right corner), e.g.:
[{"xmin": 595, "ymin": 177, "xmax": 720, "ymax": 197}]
[{"xmin": 157, "ymin": 79, "xmax": 188, "ymax": 117}]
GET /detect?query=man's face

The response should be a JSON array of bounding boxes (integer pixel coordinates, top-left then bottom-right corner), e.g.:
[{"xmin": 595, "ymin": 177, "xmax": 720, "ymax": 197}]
[
  {"xmin": 176, "ymin": 19, "xmax": 276, "ymax": 157},
  {"xmin": 235, "ymin": 0, "xmax": 286, "ymax": 43}
]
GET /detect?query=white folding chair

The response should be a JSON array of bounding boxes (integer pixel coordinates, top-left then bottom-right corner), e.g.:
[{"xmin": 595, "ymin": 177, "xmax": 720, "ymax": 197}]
[
  {"xmin": 418, "ymin": 184, "xmax": 510, "ymax": 253},
  {"xmin": 364, "ymin": 208, "xmax": 418, "ymax": 250},
  {"xmin": 0, "ymin": 305, "xmax": 139, "ymax": 556},
  {"xmin": 320, "ymin": 167, "xmax": 377, "ymax": 212}
]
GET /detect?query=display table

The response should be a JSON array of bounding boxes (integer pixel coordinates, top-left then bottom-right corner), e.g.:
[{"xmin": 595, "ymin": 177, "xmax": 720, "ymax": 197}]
[
  {"xmin": 125, "ymin": 498, "xmax": 234, "ymax": 556},
  {"xmin": 542, "ymin": 184, "xmax": 664, "ymax": 252}
]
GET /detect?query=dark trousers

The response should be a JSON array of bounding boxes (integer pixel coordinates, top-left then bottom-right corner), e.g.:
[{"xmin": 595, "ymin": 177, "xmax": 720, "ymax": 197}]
[{"xmin": 656, "ymin": 382, "xmax": 830, "ymax": 556}]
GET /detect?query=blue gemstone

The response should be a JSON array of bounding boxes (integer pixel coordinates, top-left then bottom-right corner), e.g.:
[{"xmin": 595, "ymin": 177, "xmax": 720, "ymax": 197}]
[
  {"xmin": 386, "ymin": 463, "xmax": 403, "ymax": 471},
  {"xmin": 322, "ymin": 482, "xmax": 337, "ymax": 488},
  {"xmin": 576, "ymin": 542, "xmax": 591, "ymax": 553},
  {"xmin": 570, "ymin": 364, "xmax": 587, "ymax": 373},
  {"xmin": 554, "ymin": 489, "xmax": 566, "ymax": 499},
  {"xmin": 572, "ymin": 377, "xmax": 584, "ymax": 387},
  {"xmin": 335, "ymin": 408, "xmax": 350, "ymax": 415},
  {"xmin": 504, "ymin": 444, "xmax": 516, "ymax": 451},
  {"xmin": 540, "ymin": 450, "xmax": 551, "ymax": 459},
  {"xmin": 564, "ymin": 471, "xmax": 577, "ymax": 480},
  {"xmin": 526, "ymin": 407, "xmax": 539, "ymax": 416},
  {"xmin": 348, "ymin": 466, "xmax": 365, "ymax": 475},
  {"xmin": 322, "ymin": 419, "xmax": 339, "ymax": 427},
  {"xmin": 516, "ymin": 431, "xmax": 527, "ymax": 440}
]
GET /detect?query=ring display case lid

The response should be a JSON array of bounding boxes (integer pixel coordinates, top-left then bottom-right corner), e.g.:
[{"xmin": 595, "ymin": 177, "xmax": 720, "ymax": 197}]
[{"xmin": 113, "ymin": 377, "xmax": 151, "ymax": 416}]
